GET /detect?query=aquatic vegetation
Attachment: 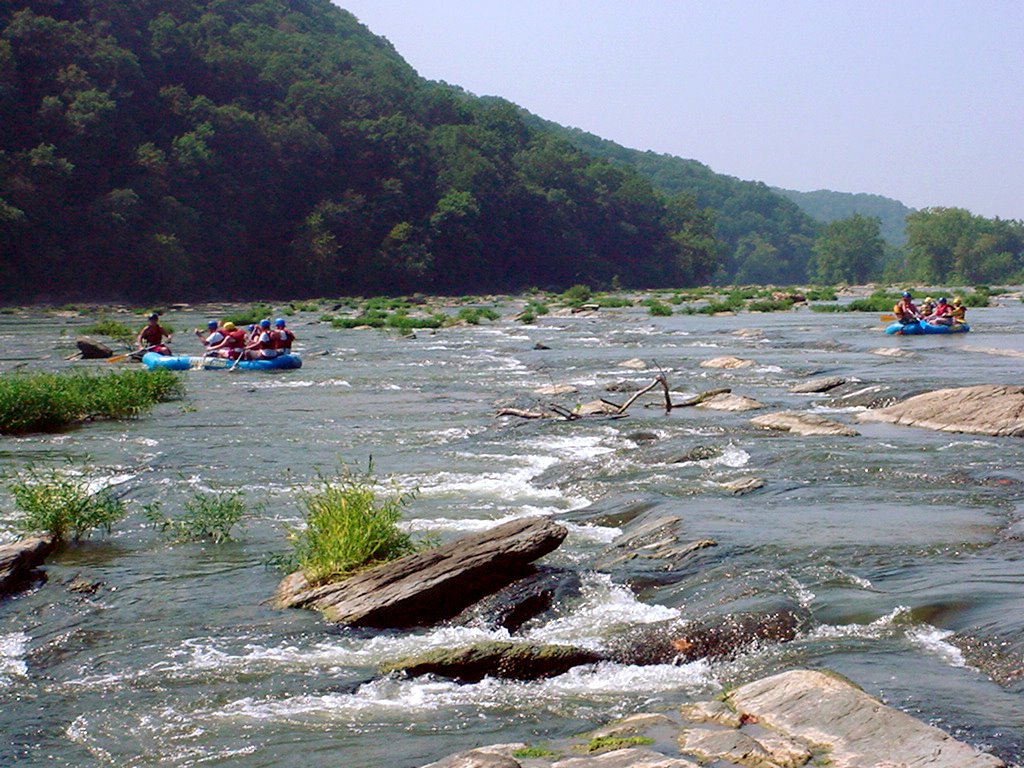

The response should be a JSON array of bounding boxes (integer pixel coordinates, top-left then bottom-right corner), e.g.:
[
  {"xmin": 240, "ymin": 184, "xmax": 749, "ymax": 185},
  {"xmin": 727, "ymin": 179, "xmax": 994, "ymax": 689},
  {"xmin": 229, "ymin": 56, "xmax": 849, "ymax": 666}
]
[
  {"xmin": 748, "ymin": 298, "xmax": 795, "ymax": 312},
  {"xmin": 643, "ymin": 299, "xmax": 673, "ymax": 316},
  {"xmin": 560, "ymin": 284, "xmax": 593, "ymax": 307},
  {"xmin": 9, "ymin": 466, "xmax": 127, "ymax": 541},
  {"xmin": 0, "ymin": 369, "xmax": 184, "ymax": 435},
  {"xmin": 284, "ymin": 467, "xmax": 417, "ymax": 585},
  {"xmin": 580, "ymin": 736, "xmax": 654, "ymax": 754},
  {"xmin": 804, "ymin": 286, "xmax": 838, "ymax": 301},
  {"xmin": 145, "ymin": 490, "xmax": 249, "ymax": 543},
  {"xmin": 512, "ymin": 746, "xmax": 558, "ymax": 758},
  {"xmin": 222, "ymin": 303, "xmax": 275, "ymax": 326},
  {"xmin": 453, "ymin": 307, "xmax": 500, "ymax": 325},
  {"xmin": 80, "ymin": 317, "xmax": 136, "ymax": 345}
]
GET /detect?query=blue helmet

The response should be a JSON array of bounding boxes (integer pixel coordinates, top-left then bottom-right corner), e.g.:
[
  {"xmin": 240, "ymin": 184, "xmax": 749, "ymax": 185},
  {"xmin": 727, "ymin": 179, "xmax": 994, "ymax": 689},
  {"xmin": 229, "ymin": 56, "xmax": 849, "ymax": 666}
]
[
  {"xmin": 259, "ymin": 319, "xmax": 271, "ymax": 329},
  {"xmin": 274, "ymin": 318, "xmax": 286, "ymax": 327},
  {"xmin": 207, "ymin": 320, "xmax": 218, "ymax": 329},
  {"xmin": 247, "ymin": 324, "xmax": 255, "ymax": 332},
  {"xmin": 902, "ymin": 291, "xmax": 912, "ymax": 299},
  {"xmin": 938, "ymin": 297, "xmax": 947, "ymax": 304}
]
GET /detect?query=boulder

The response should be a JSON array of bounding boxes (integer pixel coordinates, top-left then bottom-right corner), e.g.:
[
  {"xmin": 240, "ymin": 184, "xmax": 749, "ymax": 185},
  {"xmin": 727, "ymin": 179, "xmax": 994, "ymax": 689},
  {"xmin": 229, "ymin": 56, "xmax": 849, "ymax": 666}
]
[
  {"xmin": 75, "ymin": 336, "xmax": 113, "ymax": 359},
  {"xmin": 700, "ymin": 356, "xmax": 753, "ymax": 369},
  {"xmin": 534, "ymin": 383, "xmax": 578, "ymax": 396},
  {"xmin": 451, "ymin": 566, "xmax": 583, "ymax": 632},
  {"xmin": 678, "ymin": 700, "xmax": 742, "ymax": 728},
  {"xmin": 731, "ymin": 328, "xmax": 764, "ymax": 339},
  {"xmin": 788, "ymin": 375, "xmax": 846, "ymax": 394},
  {"xmin": 678, "ymin": 728, "xmax": 776, "ymax": 767},
  {"xmin": 718, "ymin": 477, "xmax": 764, "ymax": 495},
  {"xmin": 750, "ymin": 411, "xmax": 858, "ymax": 436},
  {"xmin": 381, "ymin": 641, "xmax": 604, "ymax": 683},
  {"xmin": 695, "ymin": 393, "xmax": 763, "ymax": 411},
  {"xmin": 618, "ymin": 358, "xmax": 647, "ymax": 370},
  {"xmin": 576, "ymin": 400, "xmax": 621, "ymax": 417},
  {"xmin": 667, "ymin": 445, "xmax": 720, "ymax": 464},
  {"xmin": 607, "ymin": 608, "xmax": 807, "ymax": 666},
  {"xmin": 0, "ymin": 535, "xmax": 55, "ymax": 598},
  {"xmin": 727, "ymin": 669, "xmax": 1005, "ymax": 768},
  {"xmin": 857, "ymin": 385, "xmax": 1024, "ymax": 437},
  {"xmin": 273, "ymin": 516, "xmax": 567, "ymax": 627},
  {"xmin": 594, "ymin": 514, "xmax": 717, "ymax": 573}
]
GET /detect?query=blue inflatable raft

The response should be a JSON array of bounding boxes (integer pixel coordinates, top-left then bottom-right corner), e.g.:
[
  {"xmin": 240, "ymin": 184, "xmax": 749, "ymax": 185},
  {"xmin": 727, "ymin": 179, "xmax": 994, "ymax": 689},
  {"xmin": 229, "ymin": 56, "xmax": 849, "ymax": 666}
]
[
  {"xmin": 884, "ymin": 320, "xmax": 970, "ymax": 335},
  {"xmin": 142, "ymin": 352, "xmax": 302, "ymax": 371}
]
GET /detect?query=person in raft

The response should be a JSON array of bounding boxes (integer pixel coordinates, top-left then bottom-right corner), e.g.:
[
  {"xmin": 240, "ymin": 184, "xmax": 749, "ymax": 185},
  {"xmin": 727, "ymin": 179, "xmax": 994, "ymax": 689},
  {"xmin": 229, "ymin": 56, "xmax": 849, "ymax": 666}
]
[
  {"xmin": 893, "ymin": 291, "xmax": 920, "ymax": 324},
  {"xmin": 195, "ymin": 320, "xmax": 224, "ymax": 351},
  {"xmin": 272, "ymin": 318, "xmax": 295, "ymax": 354},
  {"xmin": 205, "ymin": 321, "xmax": 247, "ymax": 358},
  {"xmin": 951, "ymin": 296, "xmax": 967, "ymax": 324},
  {"xmin": 137, "ymin": 313, "xmax": 173, "ymax": 355},
  {"xmin": 918, "ymin": 296, "xmax": 936, "ymax": 318},
  {"xmin": 926, "ymin": 297, "xmax": 954, "ymax": 326},
  {"xmin": 242, "ymin": 318, "xmax": 279, "ymax": 360}
]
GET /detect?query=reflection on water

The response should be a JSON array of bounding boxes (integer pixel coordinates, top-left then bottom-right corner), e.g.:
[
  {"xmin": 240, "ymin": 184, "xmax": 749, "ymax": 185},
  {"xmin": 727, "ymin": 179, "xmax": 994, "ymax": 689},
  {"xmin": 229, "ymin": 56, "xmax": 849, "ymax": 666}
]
[{"xmin": 3, "ymin": 301, "xmax": 1024, "ymax": 766}]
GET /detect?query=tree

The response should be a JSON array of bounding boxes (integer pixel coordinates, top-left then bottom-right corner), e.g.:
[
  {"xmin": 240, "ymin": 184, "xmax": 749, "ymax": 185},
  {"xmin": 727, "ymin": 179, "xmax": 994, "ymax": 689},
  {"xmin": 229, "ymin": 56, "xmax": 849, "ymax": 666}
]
[{"xmin": 812, "ymin": 214, "xmax": 884, "ymax": 284}]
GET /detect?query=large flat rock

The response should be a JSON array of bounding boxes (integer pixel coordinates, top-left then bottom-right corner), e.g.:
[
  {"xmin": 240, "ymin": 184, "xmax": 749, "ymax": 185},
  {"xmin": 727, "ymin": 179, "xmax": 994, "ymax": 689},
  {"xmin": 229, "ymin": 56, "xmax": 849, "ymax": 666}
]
[
  {"xmin": 727, "ymin": 669, "xmax": 1004, "ymax": 768},
  {"xmin": 751, "ymin": 411, "xmax": 858, "ymax": 436},
  {"xmin": 857, "ymin": 385, "xmax": 1024, "ymax": 436},
  {"xmin": 273, "ymin": 516, "xmax": 567, "ymax": 627}
]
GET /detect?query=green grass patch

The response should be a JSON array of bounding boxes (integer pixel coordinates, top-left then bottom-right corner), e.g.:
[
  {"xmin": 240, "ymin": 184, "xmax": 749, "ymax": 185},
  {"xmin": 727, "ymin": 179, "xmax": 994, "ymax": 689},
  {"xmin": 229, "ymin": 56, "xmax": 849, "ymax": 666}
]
[
  {"xmin": 9, "ymin": 465, "xmax": 128, "ymax": 541},
  {"xmin": 454, "ymin": 307, "xmax": 500, "ymax": 325},
  {"xmin": 845, "ymin": 290, "xmax": 902, "ymax": 312},
  {"xmin": 512, "ymin": 746, "xmax": 558, "ymax": 759},
  {"xmin": 804, "ymin": 287, "xmax": 838, "ymax": 301},
  {"xmin": 747, "ymin": 298, "xmax": 795, "ymax": 312},
  {"xmin": 560, "ymin": 284, "xmax": 593, "ymax": 307},
  {"xmin": 642, "ymin": 299, "xmax": 673, "ymax": 316},
  {"xmin": 145, "ymin": 489, "xmax": 250, "ymax": 543},
  {"xmin": 80, "ymin": 317, "xmax": 136, "ymax": 345},
  {"xmin": 222, "ymin": 304, "xmax": 275, "ymax": 326},
  {"xmin": 282, "ymin": 466, "xmax": 418, "ymax": 585},
  {"xmin": 593, "ymin": 294, "xmax": 633, "ymax": 308},
  {"xmin": 809, "ymin": 303, "xmax": 846, "ymax": 312},
  {"xmin": 0, "ymin": 369, "xmax": 184, "ymax": 435},
  {"xmin": 580, "ymin": 736, "xmax": 654, "ymax": 754}
]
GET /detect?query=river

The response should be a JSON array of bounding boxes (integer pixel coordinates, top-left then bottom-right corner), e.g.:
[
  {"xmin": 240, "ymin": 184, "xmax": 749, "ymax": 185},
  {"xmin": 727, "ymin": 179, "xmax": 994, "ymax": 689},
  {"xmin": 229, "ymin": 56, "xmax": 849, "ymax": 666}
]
[{"xmin": 2, "ymin": 297, "xmax": 1024, "ymax": 767}]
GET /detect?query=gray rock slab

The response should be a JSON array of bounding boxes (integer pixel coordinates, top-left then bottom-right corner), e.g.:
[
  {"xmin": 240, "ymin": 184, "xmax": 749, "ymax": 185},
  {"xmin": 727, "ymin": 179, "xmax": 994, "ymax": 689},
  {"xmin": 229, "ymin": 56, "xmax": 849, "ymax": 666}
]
[
  {"xmin": 727, "ymin": 669, "xmax": 1005, "ymax": 768},
  {"xmin": 381, "ymin": 641, "xmax": 604, "ymax": 683},
  {"xmin": 553, "ymin": 749, "xmax": 697, "ymax": 768},
  {"xmin": 751, "ymin": 411, "xmax": 858, "ymax": 436},
  {"xmin": 0, "ymin": 535, "xmax": 55, "ymax": 597},
  {"xmin": 696, "ymin": 393, "xmax": 764, "ymax": 411},
  {"xmin": 857, "ymin": 385, "xmax": 1024, "ymax": 437},
  {"xmin": 273, "ymin": 516, "xmax": 567, "ymax": 627},
  {"xmin": 789, "ymin": 376, "xmax": 846, "ymax": 394}
]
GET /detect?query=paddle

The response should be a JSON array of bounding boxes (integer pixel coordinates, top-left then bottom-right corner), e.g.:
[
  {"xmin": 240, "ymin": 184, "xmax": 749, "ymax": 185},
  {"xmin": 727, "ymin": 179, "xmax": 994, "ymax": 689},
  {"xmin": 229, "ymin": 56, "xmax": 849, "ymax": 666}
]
[
  {"xmin": 107, "ymin": 345, "xmax": 157, "ymax": 363},
  {"xmin": 228, "ymin": 351, "xmax": 244, "ymax": 371},
  {"xmin": 880, "ymin": 314, "xmax": 896, "ymax": 322}
]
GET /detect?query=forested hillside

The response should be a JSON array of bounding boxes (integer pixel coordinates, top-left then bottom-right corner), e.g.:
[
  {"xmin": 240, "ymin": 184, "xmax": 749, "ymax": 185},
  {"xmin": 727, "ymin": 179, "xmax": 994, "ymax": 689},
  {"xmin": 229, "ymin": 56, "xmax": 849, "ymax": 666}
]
[
  {"xmin": 519, "ymin": 115, "xmax": 821, "ymax": 284},
  {"xmin": 0, "ymin": 0, "xmax": 718, "ymax": 302},
  {"xmin": 773, "ymin": 188, "xmax": 913, "ymax": 246}
]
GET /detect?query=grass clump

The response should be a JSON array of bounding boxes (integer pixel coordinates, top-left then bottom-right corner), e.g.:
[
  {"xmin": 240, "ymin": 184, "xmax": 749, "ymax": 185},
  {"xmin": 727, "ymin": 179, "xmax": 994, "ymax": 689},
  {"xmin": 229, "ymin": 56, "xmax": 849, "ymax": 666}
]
[
  {"xmin": 81, "ymin": 317, "xmax": 136, "ymax": 345},
  {"xmin": 512, "ymin": 746, "xmax": 558, "ymax": 759},
  {"xmin": 10, "ymin": 466, "xmax": 128, "ymax": 541},
  {"xmin": 748, "ymin": 298, "xmax": 795, "ymax": 312},
  {"xmin": 145, "ymin": 490, "xmax": 249, "ymax": 543},
  {"xmin": 580, "ymin": 736, "xmax": 654, "ymax": 754},
  {"xmin": 222, "ymin": 303, "xmax": 274, "ymax": 326},
  {"xmin": 846, "ymin": 290, "xmax": 902, "ymax": 312},
  {"xmin": 560, "ymin": 284, "xmax": 593, "ymax": 307},
  {"xmin": 283, "ymin": 467, "xmax": 417, "ymax": 585},
  {"xmin": 642, "ymin": 299, "xmax": 673, "ymax": 316},
  {"xmin": 454, "ymin": 307, "xmax": 500, "ymax": 325},
  {"xmin": 0, "ymin": 369, "xmax": 184, "ymax": 435}
]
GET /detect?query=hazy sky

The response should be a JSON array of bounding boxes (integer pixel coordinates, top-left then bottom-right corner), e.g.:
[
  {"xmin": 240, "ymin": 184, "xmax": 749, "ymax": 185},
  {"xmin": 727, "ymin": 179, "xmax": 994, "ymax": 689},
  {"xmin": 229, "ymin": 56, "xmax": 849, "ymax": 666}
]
[{"xmin": 335, "ymin": 1, "xmax": 1022, "ymax": 220}]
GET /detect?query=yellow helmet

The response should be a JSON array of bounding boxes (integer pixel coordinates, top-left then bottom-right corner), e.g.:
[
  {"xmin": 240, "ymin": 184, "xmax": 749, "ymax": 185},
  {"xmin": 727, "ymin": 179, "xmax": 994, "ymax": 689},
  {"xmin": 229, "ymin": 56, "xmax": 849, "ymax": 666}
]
[
  {"xmin": 925, "ymin": 296, "xmax": 934, "ymax": 303},
  {"xmin": 222, "ymin": 321, "xmax": 236, "ymax": 331},
  {"xmin": 953, "ymin": 297, "xmax": 962, "ymax": 305}
]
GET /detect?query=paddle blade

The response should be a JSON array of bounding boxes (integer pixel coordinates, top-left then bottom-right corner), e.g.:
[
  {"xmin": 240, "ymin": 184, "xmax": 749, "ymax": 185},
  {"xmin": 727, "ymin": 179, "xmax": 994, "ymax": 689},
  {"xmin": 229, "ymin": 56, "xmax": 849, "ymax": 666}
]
[
  {"xmin": 106, "ymin": 352, "xmax": 131, "ymax": 363},
  {"xmin": 880, "ymin": 314, "xmax": 896, "ymax": 322}
]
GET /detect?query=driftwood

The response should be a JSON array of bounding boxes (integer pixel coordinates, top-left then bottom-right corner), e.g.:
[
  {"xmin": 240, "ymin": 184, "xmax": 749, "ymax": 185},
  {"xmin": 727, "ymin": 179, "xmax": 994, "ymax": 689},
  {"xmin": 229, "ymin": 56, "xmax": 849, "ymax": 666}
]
[{"xmin": 498, "ymin": 369, "xmax": 733, "ymax": 421}]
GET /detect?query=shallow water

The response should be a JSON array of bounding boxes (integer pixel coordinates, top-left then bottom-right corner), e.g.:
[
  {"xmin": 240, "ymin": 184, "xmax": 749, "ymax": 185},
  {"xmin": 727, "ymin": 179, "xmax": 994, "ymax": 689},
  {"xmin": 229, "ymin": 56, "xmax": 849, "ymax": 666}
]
[{"xmin": 3, "ymin": 299, "xmax": 1024, "ymax": 766}]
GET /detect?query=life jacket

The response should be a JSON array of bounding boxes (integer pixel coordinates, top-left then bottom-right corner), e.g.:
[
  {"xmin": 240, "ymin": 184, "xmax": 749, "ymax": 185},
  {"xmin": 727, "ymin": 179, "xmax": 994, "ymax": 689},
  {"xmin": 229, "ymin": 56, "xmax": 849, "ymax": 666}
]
[
  {"xmin": 224, "ymin": 328, "xmax": 246, "ymax": 348},
  {"xmin": 254, "ymin": 331, "xmax": 279, "ymax": 357},
  {"xmin": 273, "ymin": 329, "xmax": 294, "ymax": 351},
  {"xmin": 894, "ymin": 299, "xmax": 917, "ymax": 320},
  {"xmin": 933, "ymin": 303, "xmax": 952, "ymax": 317},
  {"xmin": 951, "ymin": 305, "xmax": 966, "ymax": 321}
]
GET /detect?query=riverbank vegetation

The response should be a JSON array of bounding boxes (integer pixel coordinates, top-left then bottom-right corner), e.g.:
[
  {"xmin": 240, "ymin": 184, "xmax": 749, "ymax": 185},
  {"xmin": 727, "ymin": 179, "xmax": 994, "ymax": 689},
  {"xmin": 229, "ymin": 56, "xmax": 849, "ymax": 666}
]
[
  {"xmin": 282, "ymin": 468, "xmax": 418, "ymax": 586},
  {"xmin": 145, "ymin": 489, "xmax": 249, "ymax": 544},
  {"xmin": 0, "ymin": 369, "xmax": 184, "ymax": 434}
]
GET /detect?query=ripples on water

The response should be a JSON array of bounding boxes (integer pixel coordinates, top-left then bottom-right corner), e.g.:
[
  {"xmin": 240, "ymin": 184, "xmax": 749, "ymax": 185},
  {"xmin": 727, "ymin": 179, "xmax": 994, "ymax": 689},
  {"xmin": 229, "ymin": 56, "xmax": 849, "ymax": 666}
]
[{"xmin": 2, "ymin": 303, "xmax": 1024, "ymax": 766}]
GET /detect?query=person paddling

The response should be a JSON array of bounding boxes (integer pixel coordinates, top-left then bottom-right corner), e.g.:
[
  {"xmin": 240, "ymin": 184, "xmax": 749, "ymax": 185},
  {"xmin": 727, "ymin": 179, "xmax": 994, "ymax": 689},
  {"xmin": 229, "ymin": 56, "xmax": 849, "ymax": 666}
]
[
  {"xmin": 195, "ymin": 320, "xmax": 224, "ymax": 352},
  {"xmin": 951, "ymin": 296, "xmax": 967, "ymax": 324},
  {"xmin": 242, "ymin": 318, "xmax": 279, "ymax": 361},
  {"xmin": 137, "ymin": 313, "xmax": 173, "ymax": 355},
  {"xmin": 205, "ymin": 321, "xmax": 246, "ymax": 359},
  {"xmin": 272, "ymin": 318, "xmax": 295, "ymax": 355},
  {"xmin": 893, "ymin": 291, "xmax": 920, "ymax": 324},
  {"xmin": 926, "ymin": 297, "xmax": 954, "ymax": 326}
]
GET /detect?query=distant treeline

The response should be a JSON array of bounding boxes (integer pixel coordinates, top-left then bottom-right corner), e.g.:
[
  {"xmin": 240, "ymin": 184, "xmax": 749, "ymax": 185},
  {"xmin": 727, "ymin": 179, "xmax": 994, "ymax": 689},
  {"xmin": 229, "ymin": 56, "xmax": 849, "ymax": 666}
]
[{"xmin": 1, "ymin": 1, "xmax": 1021, "ymax": 302}]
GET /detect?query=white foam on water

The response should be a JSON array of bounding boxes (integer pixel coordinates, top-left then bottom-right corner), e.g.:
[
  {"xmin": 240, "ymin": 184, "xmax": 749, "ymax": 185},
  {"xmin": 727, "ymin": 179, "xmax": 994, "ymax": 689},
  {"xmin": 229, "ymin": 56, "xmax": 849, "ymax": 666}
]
[
  {"xmin": 907, "ymin": 625, "xmax": 967, "ymax": 667},
  {"xmin": 705, "ymin": 444, "xmax": 750, "ymax": 469},
  {"xmin": 0, "ymin": 632, "xmax": 29, "ymax": 687},
  {"xmin": 810, "ymin": 605, "xmax": 914, "ymax": 640},
  {"xmin": 937, "ymin": 440, "xmax": 997, "ymax": 451},
  {"xmin": 688, "ymin": 341, "xmax": 720, "ymax": 348},
  {"xmin": 563, "ymin": 521, "xmax": 621, "ymax": 544},
  {"xmin": 809, "ymin": 404, "xmax": 868, "ymax": 414},
  {"xmin": 526, "ymin": 573, "xmax": 679, "ymax": 651},
  {"xmin": 756, "ymin": 365, "xmax": 783, "ymax": 373}
]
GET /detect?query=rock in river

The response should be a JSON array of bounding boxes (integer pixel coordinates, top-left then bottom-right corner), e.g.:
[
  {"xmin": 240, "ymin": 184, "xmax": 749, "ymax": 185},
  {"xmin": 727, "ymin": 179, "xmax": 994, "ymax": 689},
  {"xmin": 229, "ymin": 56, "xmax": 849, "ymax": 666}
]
[
  {"xmin": 381, "ymin": 640, "xmax": 604, "ymax": 683},
  {"xmin": 273, "ymin": 516, "xmax": 567, "ymax": 627},
  {"xmin": 0, "ymin": 535, "xmax": 55, "ymax": 598},
  {"xmin": 857, "ymin": 384, "xmax": 1024, "ymax": 437},
  {"xmin": 789, "ymin": 375, "xmax": 846, "ymax": 393},
  {"xmin": 751, "ymin": 410, "xmax": 858, "ymax": 436}
]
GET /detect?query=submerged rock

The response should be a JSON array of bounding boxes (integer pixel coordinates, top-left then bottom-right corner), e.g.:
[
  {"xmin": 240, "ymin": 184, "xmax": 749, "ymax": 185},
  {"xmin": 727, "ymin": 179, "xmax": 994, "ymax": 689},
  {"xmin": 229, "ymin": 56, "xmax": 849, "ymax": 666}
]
[
  {"xmin": 594, "ymin": 514, "xmax": 717, "ymax": 574},
  {"xmin": 273, "ymin": 516, "xmax": 567, "ymax": 627},
  {"xmin": 751, "ymin": 411, "xmax": 858, "ymax": 436},
  {"xmin": 381, "ymin": 641, "xmax": 604, "ymax": 683},
  {"xmin": 422, "ymin": 745, "xmax": 526, "ymax": 768},
  {"xmin": 0, "ymin": 535, "xmax": 55, "ymax": 598},
  {"xmin": 451, "ymin": 566, "xmax": 583, "ymax": 632},
  {"xmin": 718, "ymin": 477, "xmax": 764, "ymax": 495},
  {"xmin": 727, "ymin": 669, "xmax": 1005, "ymax": 767},
  {"xmin": 857, "ymin": 384, "xmax": 1024, "ymax": 437}
]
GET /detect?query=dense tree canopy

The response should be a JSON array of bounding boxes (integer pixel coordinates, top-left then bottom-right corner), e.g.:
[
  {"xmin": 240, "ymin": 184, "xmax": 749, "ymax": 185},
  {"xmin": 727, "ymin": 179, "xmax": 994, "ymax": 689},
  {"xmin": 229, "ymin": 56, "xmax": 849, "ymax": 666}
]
[
  {"xmin": 0, "ymin": 0, "xmax": 718, "ymax": 302},
  {"xmin": 904, "ymin": 208, "xmax": 1024, "ymax": 284},
  {"xmin": 774, "ymin": 188, "xmax": 913, "ymax": 246},
  {"xmin": 812, "ymin": 214, "xmax": 884, "ymax": 285}
]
